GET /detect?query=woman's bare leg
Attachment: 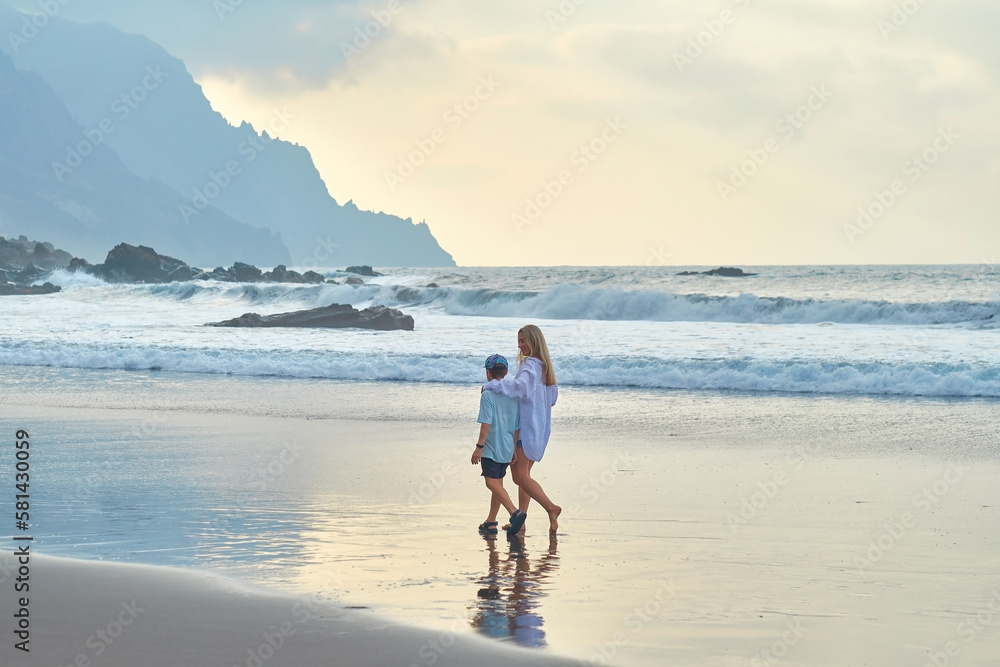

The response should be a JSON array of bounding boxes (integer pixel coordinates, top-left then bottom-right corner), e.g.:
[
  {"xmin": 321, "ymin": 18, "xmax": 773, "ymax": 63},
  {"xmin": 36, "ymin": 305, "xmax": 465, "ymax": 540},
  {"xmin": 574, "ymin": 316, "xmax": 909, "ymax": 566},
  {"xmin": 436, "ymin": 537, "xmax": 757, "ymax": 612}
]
[{"xmin": 510, "ymin": 455, "xmax": 562, "ymax": 533}]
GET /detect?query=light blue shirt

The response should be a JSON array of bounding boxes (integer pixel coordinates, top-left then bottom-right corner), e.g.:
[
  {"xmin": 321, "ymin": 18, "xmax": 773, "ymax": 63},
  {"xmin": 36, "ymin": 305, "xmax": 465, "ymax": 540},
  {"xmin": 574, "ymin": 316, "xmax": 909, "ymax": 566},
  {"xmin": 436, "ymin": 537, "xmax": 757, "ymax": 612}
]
[
  {"xmin": 477, "ymin": 390, "xmax": 520, "ymax": 464},
  {"xmin": 484, "ymin": 357, "xmax": 558, "ymax": 462}
]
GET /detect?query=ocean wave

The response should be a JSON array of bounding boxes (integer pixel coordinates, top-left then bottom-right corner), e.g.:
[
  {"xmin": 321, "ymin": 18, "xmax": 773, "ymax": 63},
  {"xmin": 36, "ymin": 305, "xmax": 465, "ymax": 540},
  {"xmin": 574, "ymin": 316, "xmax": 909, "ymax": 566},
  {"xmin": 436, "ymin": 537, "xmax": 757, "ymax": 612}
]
[
  {"xmin": 34, "ymin": 269, "xmax": 107, "ymax": 288},
  {"xmin": 3, "ymin": 342, "xmax": 999, "ymax": 398},
  {"xmin": 144, "ymin": 281, "xmax": 383, "ymax": 309},
  {"xmin": 371, "ymin": 283, "xmax": 1000, "ymax": 326},
  {"xmin": 44, "ymin": 276, "xmax": 1000, "ymax": 326}
]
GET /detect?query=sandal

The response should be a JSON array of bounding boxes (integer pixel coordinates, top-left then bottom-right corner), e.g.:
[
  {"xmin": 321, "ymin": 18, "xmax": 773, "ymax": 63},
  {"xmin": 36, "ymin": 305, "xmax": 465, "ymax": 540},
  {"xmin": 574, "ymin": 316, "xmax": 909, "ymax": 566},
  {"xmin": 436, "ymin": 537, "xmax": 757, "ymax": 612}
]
[
  {"xmin": 506, "ymin": 510, "xmax": 527, "ymax": 536},
  {"xmin": 478, "ymin": 521, "xmax": 498, "ymax": 534}
]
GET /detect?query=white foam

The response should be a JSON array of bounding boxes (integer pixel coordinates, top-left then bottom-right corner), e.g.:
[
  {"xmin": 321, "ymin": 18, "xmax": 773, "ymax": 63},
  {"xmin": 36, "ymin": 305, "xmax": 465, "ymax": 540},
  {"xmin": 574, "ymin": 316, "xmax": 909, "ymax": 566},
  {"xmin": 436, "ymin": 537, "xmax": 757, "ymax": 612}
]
[
  {"xmin": 2, "ymin": 342, "xmax": 998, "ymax": 397},
  {"xmin": 33, "ymin": 269, "xmax": 107, "ymax": 288},
  {"xmin": 373, "ymin": 284, "xmax": 1000, "ymax": 326}
]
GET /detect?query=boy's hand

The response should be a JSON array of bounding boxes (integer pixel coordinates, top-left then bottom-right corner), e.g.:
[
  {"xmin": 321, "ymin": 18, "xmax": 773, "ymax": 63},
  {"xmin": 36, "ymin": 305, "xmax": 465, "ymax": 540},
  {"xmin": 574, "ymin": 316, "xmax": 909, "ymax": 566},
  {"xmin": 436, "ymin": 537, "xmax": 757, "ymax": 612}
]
[
  {"xmin": 511, "ymin": 447, "xmax": 518, "ymax": 464},
  {"xmin": 471, "ymin": 448, "xmax": 482, "ymax": 465}
]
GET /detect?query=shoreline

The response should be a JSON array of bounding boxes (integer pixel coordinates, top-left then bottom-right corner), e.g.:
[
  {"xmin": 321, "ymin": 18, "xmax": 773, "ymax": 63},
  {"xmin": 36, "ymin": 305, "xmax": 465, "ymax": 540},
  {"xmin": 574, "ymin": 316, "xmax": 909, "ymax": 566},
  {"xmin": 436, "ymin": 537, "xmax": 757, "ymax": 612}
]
[
  {"xmin": 0, "ymin": 553, "xmax": 578, "ymax": 666},
  {"xmin": 2, "ymin": 367, "xmax": 999, "ymax": 665}
]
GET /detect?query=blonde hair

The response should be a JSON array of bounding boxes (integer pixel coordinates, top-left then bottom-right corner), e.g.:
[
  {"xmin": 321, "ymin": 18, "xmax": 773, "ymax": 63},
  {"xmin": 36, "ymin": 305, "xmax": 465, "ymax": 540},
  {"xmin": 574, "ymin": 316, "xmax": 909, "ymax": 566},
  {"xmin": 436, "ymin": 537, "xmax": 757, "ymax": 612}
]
[{"xmin": 518, "ymin": 324, "xmax": 557, "ymax": 386}]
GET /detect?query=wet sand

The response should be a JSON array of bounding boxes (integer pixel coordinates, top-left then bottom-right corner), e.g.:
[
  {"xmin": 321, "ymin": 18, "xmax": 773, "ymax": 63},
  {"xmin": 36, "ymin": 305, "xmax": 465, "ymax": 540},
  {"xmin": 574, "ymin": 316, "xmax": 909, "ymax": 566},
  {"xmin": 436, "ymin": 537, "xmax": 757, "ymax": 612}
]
[{"xmin": 1, "ymin": 367, "xmax": 999, "ymax": 665}]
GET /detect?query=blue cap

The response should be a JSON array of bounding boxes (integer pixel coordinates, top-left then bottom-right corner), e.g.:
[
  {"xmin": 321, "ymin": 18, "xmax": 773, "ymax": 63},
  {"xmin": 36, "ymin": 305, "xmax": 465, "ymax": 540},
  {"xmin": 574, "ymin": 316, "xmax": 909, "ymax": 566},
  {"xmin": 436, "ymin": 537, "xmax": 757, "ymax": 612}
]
[{"xmin": 485, "ymin": 354, "xmax": 508, "ymax": 370}]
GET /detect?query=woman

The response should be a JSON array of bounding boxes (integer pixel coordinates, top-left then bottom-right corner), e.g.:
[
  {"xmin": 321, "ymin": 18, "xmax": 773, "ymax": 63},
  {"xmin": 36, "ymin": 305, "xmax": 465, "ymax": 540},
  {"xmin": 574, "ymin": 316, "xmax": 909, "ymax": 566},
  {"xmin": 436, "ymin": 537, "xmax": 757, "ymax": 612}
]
[{"xmin": 483, "ymin": 324, "xmax": 561, "ymax": 535}]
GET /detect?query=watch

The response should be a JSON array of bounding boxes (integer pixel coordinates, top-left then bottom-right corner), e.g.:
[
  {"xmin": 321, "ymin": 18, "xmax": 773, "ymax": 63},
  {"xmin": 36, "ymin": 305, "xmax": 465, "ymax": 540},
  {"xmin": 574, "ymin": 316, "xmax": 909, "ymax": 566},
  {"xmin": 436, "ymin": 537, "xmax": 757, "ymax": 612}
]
[{"xmin": 475, "ymin": 443, "xmax": 484, "ymax": 448}]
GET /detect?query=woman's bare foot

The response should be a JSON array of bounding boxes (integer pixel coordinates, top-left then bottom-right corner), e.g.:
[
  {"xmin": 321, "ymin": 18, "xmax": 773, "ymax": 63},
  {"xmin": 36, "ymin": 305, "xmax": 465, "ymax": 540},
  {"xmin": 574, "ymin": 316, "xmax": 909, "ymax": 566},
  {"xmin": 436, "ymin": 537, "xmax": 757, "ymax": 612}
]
[{"xmin": 548, "ymin": 505, "xmax": 562, "ymax": 533}]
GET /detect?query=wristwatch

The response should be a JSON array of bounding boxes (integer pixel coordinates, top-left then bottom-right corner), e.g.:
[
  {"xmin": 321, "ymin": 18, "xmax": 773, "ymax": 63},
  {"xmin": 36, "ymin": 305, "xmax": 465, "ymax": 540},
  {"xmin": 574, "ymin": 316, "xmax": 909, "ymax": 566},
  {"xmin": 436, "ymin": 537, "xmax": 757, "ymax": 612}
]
[{"xmin": 475, "ymin": 443, "xmax": 484, "ymax": 448}]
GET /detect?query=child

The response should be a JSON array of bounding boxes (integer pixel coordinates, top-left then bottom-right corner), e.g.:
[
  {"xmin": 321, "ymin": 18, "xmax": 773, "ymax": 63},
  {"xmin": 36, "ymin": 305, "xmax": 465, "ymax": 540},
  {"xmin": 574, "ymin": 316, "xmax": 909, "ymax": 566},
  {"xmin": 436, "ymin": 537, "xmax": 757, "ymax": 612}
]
[
  {"xmin": 483, "ymin": 325, "xmax": 560, "ymax": 535},
  {"xmin": 472, "ymin": 354, "xmax": 527, "ymax": 536}
]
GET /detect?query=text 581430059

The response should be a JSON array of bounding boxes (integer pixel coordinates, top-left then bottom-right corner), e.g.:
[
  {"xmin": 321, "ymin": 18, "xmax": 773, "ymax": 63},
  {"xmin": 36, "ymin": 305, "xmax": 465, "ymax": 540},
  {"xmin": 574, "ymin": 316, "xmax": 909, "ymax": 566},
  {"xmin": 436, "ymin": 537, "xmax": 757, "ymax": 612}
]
[{"xmin": 13, "ymin": 429, "xmax": 32, "ymax": 653}]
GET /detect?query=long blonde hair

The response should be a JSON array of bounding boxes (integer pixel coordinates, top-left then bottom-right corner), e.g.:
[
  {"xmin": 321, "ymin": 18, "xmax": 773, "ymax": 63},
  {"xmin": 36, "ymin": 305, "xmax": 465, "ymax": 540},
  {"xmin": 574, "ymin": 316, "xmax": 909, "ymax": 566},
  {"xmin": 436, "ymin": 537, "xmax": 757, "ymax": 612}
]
[{"xmin": 518, "ymin": 324, "xmax": 557, "ymax": 386}]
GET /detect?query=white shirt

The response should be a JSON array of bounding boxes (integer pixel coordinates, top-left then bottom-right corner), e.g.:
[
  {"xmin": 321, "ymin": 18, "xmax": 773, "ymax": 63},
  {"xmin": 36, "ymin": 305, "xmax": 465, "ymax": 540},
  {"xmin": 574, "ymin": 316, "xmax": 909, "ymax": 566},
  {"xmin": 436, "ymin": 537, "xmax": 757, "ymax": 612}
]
[{"xmin": 484, "ymin": 357, "xmax": 558, "ymax": 462}]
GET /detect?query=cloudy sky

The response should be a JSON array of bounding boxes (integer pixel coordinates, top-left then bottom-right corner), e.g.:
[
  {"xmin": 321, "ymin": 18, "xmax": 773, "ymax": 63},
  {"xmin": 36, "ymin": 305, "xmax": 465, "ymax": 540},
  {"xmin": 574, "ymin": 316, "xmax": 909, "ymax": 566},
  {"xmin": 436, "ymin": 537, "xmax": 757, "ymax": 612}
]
[{"xmin": 10, "ymin": 0, "xmax": 999, "ymax": 266}]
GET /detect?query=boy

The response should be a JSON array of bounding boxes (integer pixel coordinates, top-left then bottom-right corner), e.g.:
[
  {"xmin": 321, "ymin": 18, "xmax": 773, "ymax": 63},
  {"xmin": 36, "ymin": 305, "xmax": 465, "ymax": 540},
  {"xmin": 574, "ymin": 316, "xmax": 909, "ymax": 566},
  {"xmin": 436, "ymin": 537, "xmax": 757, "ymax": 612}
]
[{"xmin": 472, "ymin": 354, "xmax": 527, "ymax": 536}]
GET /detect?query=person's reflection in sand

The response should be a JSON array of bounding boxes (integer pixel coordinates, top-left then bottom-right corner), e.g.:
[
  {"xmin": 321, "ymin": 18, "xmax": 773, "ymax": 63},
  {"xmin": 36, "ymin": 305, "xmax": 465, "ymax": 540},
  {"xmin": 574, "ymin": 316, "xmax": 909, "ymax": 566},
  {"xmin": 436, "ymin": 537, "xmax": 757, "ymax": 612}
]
[{"xmin": 469, "ymin": 533, "xmax": 559, "ymax": 648}]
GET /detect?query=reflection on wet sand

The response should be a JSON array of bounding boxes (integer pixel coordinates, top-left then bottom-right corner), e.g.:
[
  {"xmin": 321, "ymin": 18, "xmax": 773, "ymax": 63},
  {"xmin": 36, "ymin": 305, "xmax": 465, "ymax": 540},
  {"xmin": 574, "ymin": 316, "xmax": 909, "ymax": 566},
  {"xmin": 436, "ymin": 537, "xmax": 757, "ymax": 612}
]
[{"xmin": 469, "ymin": 533, "xmax": 560, "ymax": 648}]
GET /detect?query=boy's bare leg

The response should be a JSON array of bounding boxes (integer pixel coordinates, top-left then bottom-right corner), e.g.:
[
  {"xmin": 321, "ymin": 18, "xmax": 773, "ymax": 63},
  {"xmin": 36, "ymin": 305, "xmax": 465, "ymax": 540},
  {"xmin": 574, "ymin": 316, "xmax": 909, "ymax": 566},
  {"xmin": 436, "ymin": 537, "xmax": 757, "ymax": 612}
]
[
  {"xmin": 484, "ymin": 477, "xmax": 517, "ymax": 517},
  {"xmin": 486, "ymin": 491, "xmax": 502, "ymax": 523}
]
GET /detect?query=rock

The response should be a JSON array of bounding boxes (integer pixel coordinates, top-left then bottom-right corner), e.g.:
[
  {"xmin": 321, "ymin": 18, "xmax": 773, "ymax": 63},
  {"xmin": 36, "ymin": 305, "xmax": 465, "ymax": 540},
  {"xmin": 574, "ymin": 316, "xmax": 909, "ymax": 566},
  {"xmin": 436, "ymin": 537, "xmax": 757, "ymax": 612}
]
[
  {"xmin": 0, "ymin": 235, "xmax": 73, "ymax": 272},
  {"xmin": 68, "ymin": 257, "xmax": 93, "ymax": 272},
  {"xmin": 677, "ymin": 266, "xmax": 755, "ymax": 277},
  {"xmin": 302, "ymin": 270, "xmax": 325, "ymax": 284},
  {"xmin": 345, "ymin": 265, "xmax": 383, "ymax": 277},
  {"xmin": 166, "ymin": 264, "xmax": 199, "ymax": 282},
  {"xmin": 208, "ymin": 303, "xmax": 414, "ymax": 331},
  {"xmin": 89, "ymin": 243, "xmax": 195, "ymax": 283},
  {"xmin": 425, "ymin": 282, "xmax": 439, "ymax": 288},
  {"xmin": 345, "ymin": 277, "xmax": 364, "ymax": 285},
  {"xmin": 263, "ymin": 265, "xmax": 306, "ymax": 283},
  {"xmin": 0, "ymin": 282, "xmax": 61, "ymax": 296},
  {"xmin": 229, "ymin": 262, "xmax": 264, "ymax": 283},
  {"xmin": 9, "ymin": 263, "xmax": 49, "ymax": 285},
  {"xmin": 325, "ymin": 279, "xmax": 340, "ymax": 285}
]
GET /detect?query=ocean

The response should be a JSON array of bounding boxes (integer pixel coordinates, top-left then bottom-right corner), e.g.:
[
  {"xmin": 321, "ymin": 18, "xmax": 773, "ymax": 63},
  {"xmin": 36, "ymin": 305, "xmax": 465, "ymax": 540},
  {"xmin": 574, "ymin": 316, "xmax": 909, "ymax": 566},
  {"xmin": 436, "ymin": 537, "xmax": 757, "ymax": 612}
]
[
  {"xmin": 5, "ymin": 264, "xmax": 999, "ymax": 396},
  {"xmin": 3, "ymin": 264, "xmax": 1000, "ymax": 665}
]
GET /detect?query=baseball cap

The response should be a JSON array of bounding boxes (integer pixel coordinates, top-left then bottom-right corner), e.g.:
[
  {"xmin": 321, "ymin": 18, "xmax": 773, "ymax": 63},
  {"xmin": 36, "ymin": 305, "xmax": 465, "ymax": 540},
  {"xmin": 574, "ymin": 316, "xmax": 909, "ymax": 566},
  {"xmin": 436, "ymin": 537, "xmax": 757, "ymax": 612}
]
[{"xmin": 485, "ymin": 354, "xmax": 508, "ymax": 370}]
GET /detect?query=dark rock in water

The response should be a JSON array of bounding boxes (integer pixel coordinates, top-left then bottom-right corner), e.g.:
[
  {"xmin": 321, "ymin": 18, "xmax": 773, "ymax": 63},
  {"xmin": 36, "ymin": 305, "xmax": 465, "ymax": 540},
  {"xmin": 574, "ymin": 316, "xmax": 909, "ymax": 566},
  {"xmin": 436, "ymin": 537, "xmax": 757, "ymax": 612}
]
[
  {"xmin": 68, "ymin": 257, "xmax": 93, "ymax": 272},
  {"xmin": 165, "ymin": 264, "xmax": 199, "ymax": 282},
  {"xmin": 89, "ymin": 243, "xmax": 195, "ymax": 283},
  {"xmin": 264, "ymin": 265, "xmax": 305, "ymax": 283},
  {"xmin": 677, "ymin": 266, "xmax": 755, "ymax": 277},
  {"xmin": 302, "ymin": 270, "xmax": 325, "ymax": 284},
  {"xmin": 706, "ymin": 267, "xmax": 754, "ymax": 277},
  {"xmin": 9, "ymin": 263, "xmax": 49, "ymax": 285},
  {"xmin": 208, "ymin": 303, "xmax": 414, "ymax": 331},
  {"xmin": 0, "ymin": 235, "xmax": 73, "ymax": 272},
  {"xmin": 425, "ymin": 282, "xmax": 439, "ymax": 288},
  {"xmin": 210, "ymin": 267, "xmax": 233, "ymax": 281},
  {"xmin": 230, "ymin": 262, "xmax": 264, "ymax": 283},
  {"xmin": 0, "ymin": 282, "xmax": 61, "ymax": 296},
  {"xmin": 325, "ymin": 279, "xmax": 340, "ymax": 285},
  {"xmin": 345, "ymin": 265, "xmax": 383, "ymax": 277},
  {"xmin": 345, "ymin": 277, "xmax": 365, "ymax": 285}
]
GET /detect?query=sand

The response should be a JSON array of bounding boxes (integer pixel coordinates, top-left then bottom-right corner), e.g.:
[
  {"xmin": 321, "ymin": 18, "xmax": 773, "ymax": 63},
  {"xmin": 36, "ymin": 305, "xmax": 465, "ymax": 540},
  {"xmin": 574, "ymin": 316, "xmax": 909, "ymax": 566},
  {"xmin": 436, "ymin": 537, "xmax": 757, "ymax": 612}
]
[
  {"xmin": 1, "ymin": 367, "xmax": 999, "ymax": 665},
  {"xmin": 0, "ymin": 553, "xmax": 579, "ymax": 666}
]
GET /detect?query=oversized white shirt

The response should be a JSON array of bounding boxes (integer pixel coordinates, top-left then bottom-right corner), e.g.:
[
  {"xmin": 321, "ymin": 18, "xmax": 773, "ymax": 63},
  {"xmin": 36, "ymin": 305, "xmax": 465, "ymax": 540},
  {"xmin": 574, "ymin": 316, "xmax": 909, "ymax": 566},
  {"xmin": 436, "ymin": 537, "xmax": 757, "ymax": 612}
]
[{"xmin": 483, "ymin": 357, "xmax": 558, "ymax": 462}]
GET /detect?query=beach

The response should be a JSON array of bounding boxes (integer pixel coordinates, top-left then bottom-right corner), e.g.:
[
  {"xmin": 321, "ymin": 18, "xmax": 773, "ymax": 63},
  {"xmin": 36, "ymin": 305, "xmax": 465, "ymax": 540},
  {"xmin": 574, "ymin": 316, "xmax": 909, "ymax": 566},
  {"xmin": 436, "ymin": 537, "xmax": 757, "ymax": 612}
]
[{"xmin": 2, "ymin": 366, "xmax": 998, "ymax": 665}]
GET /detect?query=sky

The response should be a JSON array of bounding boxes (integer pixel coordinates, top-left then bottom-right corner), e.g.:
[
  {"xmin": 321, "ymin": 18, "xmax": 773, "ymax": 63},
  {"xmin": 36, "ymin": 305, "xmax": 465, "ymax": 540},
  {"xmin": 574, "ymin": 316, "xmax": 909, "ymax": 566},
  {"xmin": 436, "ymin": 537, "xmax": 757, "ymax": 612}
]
[{"xmin": 8, "ymin": 0, "xmax": 999, "ymax": 266}]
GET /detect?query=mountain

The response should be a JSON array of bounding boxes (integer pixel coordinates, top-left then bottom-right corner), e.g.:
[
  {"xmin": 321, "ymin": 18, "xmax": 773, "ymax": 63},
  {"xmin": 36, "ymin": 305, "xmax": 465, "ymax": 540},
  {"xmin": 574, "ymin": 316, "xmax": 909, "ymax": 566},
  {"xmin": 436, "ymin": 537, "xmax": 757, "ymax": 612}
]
[
  {"xmin": 0, "ymin": 6, "xmax": 455, "ymax": 267},
  {"xmin": 0, "ymin": 49, "xmax": 289, "ymax": 267}
]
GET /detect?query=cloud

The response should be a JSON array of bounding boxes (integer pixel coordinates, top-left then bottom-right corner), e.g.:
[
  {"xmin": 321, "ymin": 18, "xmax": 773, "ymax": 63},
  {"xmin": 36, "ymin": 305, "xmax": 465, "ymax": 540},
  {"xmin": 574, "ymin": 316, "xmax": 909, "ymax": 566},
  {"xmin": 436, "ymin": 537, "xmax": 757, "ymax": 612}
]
[{"xmin": 5, "ymin": 0, "xmax": 998, "ymax": 264}]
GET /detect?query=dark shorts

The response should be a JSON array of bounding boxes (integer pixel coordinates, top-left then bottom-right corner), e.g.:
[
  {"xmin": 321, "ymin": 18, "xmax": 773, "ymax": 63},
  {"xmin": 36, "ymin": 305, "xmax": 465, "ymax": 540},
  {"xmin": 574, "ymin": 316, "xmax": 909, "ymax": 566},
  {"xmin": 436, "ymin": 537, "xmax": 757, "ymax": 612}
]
[{"xmin": 481, "ymin": 457, "xmax": 510, "ymax": 479}]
